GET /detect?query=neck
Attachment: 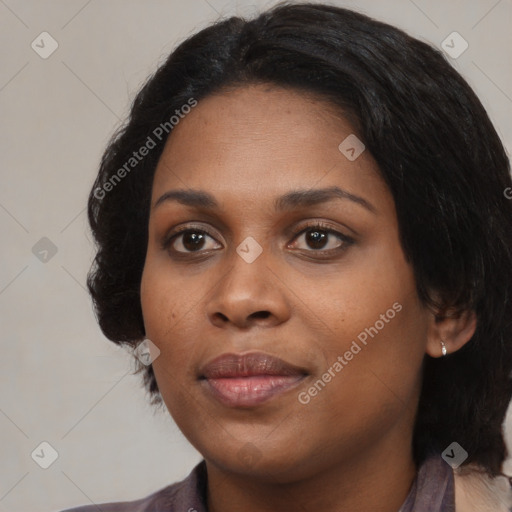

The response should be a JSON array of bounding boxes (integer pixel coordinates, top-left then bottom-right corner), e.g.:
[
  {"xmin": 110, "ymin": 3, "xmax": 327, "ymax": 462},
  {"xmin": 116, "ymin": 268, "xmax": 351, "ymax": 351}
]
[{"xmin": 205, "ymin": 438, "xmax": 417, "ymax": 512}]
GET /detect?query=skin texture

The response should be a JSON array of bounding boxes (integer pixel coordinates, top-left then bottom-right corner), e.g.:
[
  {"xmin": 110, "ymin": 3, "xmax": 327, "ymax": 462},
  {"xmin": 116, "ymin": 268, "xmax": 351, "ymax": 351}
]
[{"xmin": 140, "ymin": 84, "xmax": 476, "ymax": 512}]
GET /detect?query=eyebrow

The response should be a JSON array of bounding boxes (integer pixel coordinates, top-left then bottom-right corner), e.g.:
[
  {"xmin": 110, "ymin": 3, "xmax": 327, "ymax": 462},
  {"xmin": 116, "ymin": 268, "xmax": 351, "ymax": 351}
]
[{"xmin": 153, "ymin": 186, "xmax": 377, "ymax": 214}]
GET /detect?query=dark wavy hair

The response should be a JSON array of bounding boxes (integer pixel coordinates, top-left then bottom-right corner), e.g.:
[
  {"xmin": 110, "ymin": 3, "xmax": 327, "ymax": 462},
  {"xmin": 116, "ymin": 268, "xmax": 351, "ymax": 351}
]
[{"xmin": 86, "ymin": 1, "xmax": 512, "ymax": 477}]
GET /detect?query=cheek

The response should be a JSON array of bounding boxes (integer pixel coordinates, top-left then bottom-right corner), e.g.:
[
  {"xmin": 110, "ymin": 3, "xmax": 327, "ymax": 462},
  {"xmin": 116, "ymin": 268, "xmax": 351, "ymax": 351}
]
[
  {"xmin": 325, "ymin": 296, "xmax": 426, "ymax": 418},
  {"xmin": 140, "ymin": 271, "xmax": 168, "ymax": 342},
  {"xmin": 304, "ymin": 247, "xmax": 426, "ymax": 398},
  {"xmin": 293, "ymin": 300, "xmax": 425, "ymax": 463},
  {"xmin": 140, "ymin": 259, "xmax": 190, "ymax": 340},
  {"xmin": 306, "ymin": 258, "xmax": 420, "ymax": 348},
  {"xmin": 140, "ymin": 264, "xmax": 198, "ymax": 417},
  {"xmin": 140, "ymin": 260, "xmax": 209, "ymax": 386}
]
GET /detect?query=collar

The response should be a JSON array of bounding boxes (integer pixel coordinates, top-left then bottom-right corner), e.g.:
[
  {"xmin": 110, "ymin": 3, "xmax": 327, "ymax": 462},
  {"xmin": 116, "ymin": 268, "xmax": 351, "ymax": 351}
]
[
  {"xmin": 170, "ymin": 453, "xmax": 454, "ymax": 512},
  {"xmin": 399, "ymin": 454, "xmax": 455, "ymax": 512}
]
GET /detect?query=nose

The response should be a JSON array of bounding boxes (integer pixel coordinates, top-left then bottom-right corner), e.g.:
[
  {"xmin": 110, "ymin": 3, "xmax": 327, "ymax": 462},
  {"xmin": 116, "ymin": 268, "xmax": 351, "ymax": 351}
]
[{"xmin": 205, "ymin": 249, "xmax": 290, "ymax": 330}]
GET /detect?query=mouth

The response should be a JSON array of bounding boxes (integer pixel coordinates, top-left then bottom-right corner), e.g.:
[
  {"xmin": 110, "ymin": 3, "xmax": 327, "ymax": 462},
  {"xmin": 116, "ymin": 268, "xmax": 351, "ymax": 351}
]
[{"xmin": 199, "ymin": 352, "xmax": 309, "ymax": 408}]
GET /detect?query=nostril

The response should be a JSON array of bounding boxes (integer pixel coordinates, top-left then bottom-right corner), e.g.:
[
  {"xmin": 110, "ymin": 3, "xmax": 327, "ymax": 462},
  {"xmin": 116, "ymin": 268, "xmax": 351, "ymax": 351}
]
[{"xmin": 250, "ymin": 311, "xmax": 270, "ymax": 319}]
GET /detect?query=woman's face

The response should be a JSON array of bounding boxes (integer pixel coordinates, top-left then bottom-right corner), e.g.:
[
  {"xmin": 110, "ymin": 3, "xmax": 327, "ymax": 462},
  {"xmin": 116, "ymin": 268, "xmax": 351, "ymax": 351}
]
[{"xmin": 140, "ymin": 84, "xmax": 431, "ymax": 480}]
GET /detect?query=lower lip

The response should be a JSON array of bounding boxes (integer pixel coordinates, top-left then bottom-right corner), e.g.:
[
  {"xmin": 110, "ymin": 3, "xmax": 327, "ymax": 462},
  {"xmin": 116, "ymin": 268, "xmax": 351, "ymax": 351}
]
[{"xmin": 201, "ymin": 375, "xmax": 306, "ymax": 407}]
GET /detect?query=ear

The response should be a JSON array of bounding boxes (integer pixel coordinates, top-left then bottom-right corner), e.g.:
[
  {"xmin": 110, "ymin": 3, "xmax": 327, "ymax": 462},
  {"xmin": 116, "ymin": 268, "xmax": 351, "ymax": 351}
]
[{"xmin": 425, "ymin": 306, "xmax": 477, "ymax": 358}]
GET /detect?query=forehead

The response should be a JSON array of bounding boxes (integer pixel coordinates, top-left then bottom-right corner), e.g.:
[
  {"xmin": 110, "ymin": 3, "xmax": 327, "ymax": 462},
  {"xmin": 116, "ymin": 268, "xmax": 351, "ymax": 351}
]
[{"xmin": 151, "ymin": 84, "xmax": 389, "ymax": 212}]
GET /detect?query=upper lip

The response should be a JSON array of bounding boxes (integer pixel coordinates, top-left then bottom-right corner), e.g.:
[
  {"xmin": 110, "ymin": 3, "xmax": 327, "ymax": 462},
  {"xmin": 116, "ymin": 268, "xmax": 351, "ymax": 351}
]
[{"xmin": 199, "ymin": 352, "xmax": 308, "ymax": 379}]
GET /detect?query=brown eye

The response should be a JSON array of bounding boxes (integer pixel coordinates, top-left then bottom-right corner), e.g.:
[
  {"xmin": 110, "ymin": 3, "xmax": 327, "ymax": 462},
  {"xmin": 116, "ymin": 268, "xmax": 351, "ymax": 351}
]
[
  {"xmin": 164, "ymin": 228, "xmax": 222, "ymax": 254},
  {"xmin": 291, "ymin": 224, "xmax": 353, "ymax": 252},
  {"xmin": 303, "ymin": 229, "xmax": 330, "ymax": 250},
  {"xmin": 179, "ymin": 231, "xmax": 208, "ymax": 252}
]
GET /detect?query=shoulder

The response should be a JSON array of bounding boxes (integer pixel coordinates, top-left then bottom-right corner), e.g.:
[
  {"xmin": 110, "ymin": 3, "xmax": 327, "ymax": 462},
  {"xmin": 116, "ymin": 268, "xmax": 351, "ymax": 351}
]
[
  {"xmin": 454, "ymin": 465, "xmax": 512, "ymax": 512},
  {"xmin": 58, "ymin": 461, "xmax": 207, "ymax": 512},
  {"xmin": 58, "ymin": 482, "xmax": 180, "ymax": 512}
]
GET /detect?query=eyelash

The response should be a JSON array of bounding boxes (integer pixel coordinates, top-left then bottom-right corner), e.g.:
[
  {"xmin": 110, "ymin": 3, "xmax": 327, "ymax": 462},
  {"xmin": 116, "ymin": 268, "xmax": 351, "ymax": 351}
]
[{"xmin": 161, "ymin": 221, "xmax": 355, "ymax": 259}]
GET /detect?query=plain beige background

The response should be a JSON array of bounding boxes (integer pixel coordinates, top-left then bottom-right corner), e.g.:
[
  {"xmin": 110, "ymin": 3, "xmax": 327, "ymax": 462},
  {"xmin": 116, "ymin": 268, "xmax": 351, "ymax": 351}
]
[{"xmin": 1, "ymin": 1, "xmax": 511, "ymax": 511}]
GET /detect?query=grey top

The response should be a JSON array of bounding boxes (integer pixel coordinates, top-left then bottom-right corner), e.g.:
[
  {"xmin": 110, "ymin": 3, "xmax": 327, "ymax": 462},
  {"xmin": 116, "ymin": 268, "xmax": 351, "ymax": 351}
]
[{"xmin": 60, "ymin": 453, "xmax": 454, "ymax": 512}]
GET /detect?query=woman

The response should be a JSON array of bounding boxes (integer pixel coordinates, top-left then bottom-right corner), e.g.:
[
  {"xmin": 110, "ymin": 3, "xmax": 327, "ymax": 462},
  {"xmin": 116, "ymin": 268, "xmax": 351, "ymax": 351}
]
[{"xmin": 62, "ymin": 2, "xmax": 512, "ymax": 511}]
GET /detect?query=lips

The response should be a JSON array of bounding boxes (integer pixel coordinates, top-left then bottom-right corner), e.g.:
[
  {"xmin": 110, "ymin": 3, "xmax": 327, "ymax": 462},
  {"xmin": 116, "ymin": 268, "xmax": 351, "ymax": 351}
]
[{"xmin": 199, "ymin": 352, "xmax": 308, "ymax": 407}]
